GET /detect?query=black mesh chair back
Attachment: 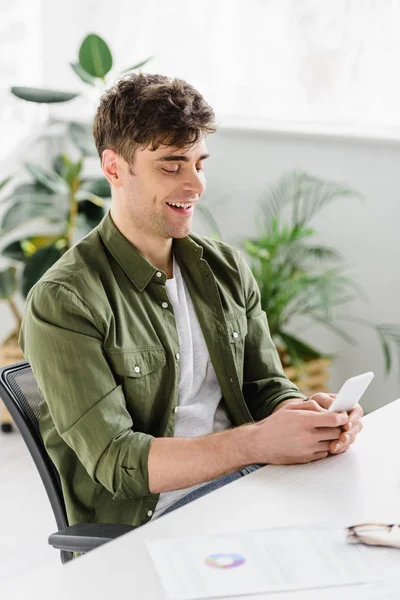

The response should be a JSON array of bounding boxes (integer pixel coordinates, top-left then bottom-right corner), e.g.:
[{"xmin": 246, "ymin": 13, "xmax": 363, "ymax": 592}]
[{"xmin": 0, "ymin": 360, "xmax": 73, "ymax": 562}]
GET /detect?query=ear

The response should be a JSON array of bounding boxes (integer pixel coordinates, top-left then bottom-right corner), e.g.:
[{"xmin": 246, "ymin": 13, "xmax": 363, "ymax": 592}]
[{"xmin": 102, "ymin": 149, "xmax": 123, "ymax": 188}]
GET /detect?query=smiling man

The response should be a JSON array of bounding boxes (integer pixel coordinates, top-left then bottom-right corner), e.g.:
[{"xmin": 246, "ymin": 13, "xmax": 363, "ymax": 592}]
[{"xmin": 20, "ymin": 73, "xmax": 362, "ymax": 529}]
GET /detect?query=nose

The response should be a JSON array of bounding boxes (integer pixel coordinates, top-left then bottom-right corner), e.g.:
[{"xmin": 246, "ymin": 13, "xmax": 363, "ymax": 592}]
[{"xmin": 182, "ymin": 168, "xmax": 206, "ymax": 197}]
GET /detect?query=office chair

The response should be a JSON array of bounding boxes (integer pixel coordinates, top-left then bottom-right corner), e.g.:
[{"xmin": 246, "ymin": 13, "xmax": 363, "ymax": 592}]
[{"xmin": 0, "ymin": 361, "xmax": 135, "ymax": 563}]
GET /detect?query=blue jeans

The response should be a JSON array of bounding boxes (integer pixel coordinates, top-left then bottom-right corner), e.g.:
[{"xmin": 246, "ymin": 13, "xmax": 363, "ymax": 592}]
[{"xmin": 162, "ymin": 464, "xmax": 263, "ymax": 516}]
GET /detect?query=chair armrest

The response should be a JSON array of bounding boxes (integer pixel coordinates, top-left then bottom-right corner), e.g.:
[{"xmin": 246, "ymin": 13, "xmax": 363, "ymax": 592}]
[{"xmin": 49, "ymin": 522, "xmax": 136, "ymax": 554}]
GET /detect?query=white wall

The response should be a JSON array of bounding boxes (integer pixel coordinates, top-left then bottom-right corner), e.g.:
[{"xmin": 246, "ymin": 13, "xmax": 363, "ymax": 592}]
[
  {"xmin": 2, "ymin": 0, "xmax": 399, "ymax": 414},
  {"xmin": 201, "ymin": 127, "xmax": 400, "ymax": 413}
]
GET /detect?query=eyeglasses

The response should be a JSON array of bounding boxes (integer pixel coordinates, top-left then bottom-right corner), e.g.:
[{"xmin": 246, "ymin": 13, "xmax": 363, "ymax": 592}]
[{"xmin": 347, "ymin": 523, "xmax": 400, "ymax": 549}]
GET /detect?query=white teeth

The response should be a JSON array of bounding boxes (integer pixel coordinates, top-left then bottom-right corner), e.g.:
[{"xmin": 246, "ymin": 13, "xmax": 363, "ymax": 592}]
[{"xmin": 168, "ymin": 202, "xmax": 191, "ymax": 209}]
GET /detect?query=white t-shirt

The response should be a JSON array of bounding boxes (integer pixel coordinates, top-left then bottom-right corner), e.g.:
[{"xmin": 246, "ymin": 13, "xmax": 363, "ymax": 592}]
[{"xmin": 152, "ymin": 256, "xmax": 232, "ymax": 518}]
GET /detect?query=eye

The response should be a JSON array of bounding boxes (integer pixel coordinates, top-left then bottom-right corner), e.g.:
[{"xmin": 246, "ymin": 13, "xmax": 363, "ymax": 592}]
[{"xmin": 162, "ymin": 167, "xmax": 180, "ymax": 175}]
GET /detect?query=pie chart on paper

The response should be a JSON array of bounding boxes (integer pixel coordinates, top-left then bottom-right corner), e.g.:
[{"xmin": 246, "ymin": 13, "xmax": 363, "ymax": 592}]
[{"xmin": 204, "ymin": 553, "xmax": 246, "ymax": 569}]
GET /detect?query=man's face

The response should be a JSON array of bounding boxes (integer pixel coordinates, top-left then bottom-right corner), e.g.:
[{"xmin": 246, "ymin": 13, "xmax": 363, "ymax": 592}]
[{"xmin": 110, "ymin": 139, "xmax": 209, "ymax": 240}]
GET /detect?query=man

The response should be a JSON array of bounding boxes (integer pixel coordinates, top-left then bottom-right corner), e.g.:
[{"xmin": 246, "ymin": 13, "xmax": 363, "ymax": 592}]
[{"xmin": 20, "ymin": 73, "xmax": 362, "ymax": 528}]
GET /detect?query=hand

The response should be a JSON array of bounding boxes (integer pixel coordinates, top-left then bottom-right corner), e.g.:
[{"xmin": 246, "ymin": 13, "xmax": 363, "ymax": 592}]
[
  {"xmin": 251, "ymin": 400, "xmax": 349, "ymax": 465},
  {"xmin": 308, "ymin": 393, "xmax": 364, "ymax": 455}
]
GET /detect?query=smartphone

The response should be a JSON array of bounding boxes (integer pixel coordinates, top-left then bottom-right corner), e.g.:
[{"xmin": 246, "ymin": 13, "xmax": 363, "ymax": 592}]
[{"xmin": 328, "ymin": 371, "xmax": 374, "ymax": 413}]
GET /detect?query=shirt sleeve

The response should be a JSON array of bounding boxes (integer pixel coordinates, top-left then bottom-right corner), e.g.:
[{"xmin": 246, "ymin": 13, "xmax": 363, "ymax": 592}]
[
  {"xmin": 237, "ymin": 253, "xmax": 307, "ymax": 419},
  {"xmin": 19, "ymin": 280, "xmax": 155, "ymax": 500}
]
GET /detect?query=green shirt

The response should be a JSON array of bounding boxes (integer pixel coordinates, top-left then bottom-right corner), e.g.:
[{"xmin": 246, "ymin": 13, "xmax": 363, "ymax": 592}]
[{"xmin": 20, "ymin": 212, "xmax": 305, "ymax": 527}]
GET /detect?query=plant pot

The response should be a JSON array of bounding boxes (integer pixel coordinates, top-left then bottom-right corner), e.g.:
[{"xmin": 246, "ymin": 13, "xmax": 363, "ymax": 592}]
[
  {"xmin": 284, "ymin": 358, "xmax": 331, "ymax": 397},
  {"xmin": 0, "ymin": 332, "xmax": 24, "ymax": 432}
]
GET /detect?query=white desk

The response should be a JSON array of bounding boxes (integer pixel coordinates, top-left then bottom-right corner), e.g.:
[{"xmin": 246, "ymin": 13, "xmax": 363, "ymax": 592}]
[{"xmin": 5, "ymin": 400, "xmax": 400, "ymax": 599}]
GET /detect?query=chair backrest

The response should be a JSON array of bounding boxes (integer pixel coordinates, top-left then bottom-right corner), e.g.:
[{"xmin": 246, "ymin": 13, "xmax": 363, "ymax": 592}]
[{"xmin": 0, "ymin": 361, "xmax": 69, "ymax": 534}]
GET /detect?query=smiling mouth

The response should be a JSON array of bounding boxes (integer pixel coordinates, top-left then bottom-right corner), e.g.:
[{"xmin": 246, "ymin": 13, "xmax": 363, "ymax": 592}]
[
  {"xmin": 166, "ymin": 201, "xmax": 193, "ymax": 209},
  {"xmin": 165, "ymin": 201, "xmax": 195, "ymax": 215}
]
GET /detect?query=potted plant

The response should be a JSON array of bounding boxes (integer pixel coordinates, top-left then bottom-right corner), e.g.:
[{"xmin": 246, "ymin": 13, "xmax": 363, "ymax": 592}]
[
  {"xmin": 243, "ymin": 170, "xmax": 400, "ymax": 396},
  {"xmin": 0, "ymin": 34, "xmax": 153, "ymax": 431}
]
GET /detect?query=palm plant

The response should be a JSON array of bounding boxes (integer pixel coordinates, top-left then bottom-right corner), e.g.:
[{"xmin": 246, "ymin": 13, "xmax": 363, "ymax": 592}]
[{"xmin": 244, "ymin": 171, "xmax": 400, "ymax": 374}]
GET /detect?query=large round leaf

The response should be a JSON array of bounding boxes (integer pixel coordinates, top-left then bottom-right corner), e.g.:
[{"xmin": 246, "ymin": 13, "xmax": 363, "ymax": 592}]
[
  {"xmin": 69, "ymin": 122, "xmax": 97, "ymax": 156},
  {"xmin": 10, "ymin": 182, "xmax": 52, "ymax": 196},
  {"xmin": 70, "ymin": 62, "xmax": 96, "ymax": 86},
  {"xmin": 81, "ymin": 177, "xmax": 110, "ymax": 198},
  {"xmin": 0, "ymin": 266, "xmax": 17, "ymax": 299},
  {"xmin": 78, "ymin": 34, "xmax": 113, "ymax": 78},
  {"xmin": 0, "ymin": 195, "xmax": 66, "ymax": 232},
  {"xmin": 24, "ymin": 163, "xmax": 70, "ymax": 195},
  {"xmin": 11, "ymin": 87, "xmax": 78, "ymax": 104},
  {"xmin": 21, "ymin": 243, "xmax": 64, "ymax": 298}
]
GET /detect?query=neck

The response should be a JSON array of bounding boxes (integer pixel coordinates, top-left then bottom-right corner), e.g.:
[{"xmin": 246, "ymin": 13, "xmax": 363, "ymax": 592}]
[{"xmin": 110, "ymin": 206, "xmax": 173, "ymax": 278}]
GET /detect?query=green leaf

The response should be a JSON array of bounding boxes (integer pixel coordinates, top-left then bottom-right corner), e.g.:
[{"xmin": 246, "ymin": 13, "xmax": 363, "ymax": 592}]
[
  {"xmin": 65, "ymin": 159, "xmax": 84, "ymax": 187},
  {"xmin": 77, "ymin": 200, "xmax": 105, "ymax": 231},
  {"xmin": 11, "ymin": 87, "xmax": 78, "ymax": 104},
  {"xmin": 68, "ymin": 122, "xmax": 97, "ymax": 156},
  {"xmin": 377, "ymin": 328, "xmax": 392, "ymax": 374},
  {"xmin": 279, "ymin": 331, "xmax": 324, "ymax": 363},
  {"xmin": 24, "ymin": 163, "xmax": 70, "ymax": 195},
  {"xmin": 78, "ymin": 34, "xmax": 113, "ymax": 78},
  {"xmin": 1, "ymin": 240, "xmax": 26, "ymax": 262},
  {"xmin": 0, "ymin": 196, "xmax": 66, "ymax": 232},
  {"xmin": 311, "ymin": 315, "xmax": 357, "ymax": 345},
  {"xmin": 375, "ymin": 324, "xmax": 400, "ymax": 376},
  {"xmin": 21, "ymin": 244, "xmax": 64, "ymax": 298},
  {"xmin": 80, "ymin": 177, "xmax": 111, "ymax": 198},
  {"xmin": 8, "ymin": 182, "xmax": 52, "ymax": 197},
  {"xmin": 0, "ymin": 266, "xmax": 17, "ymax": 299},
  {"xmin": 121, "ymin": 56, "xmax": 154, "ymax": 73},
  {"xmin": 0, "ymin": 176, "xmax": 12, "ymax": 192},
  {"xmin": 70, "ymin": 62, "xmax": 96, "ymax": 85},
  {"xmin": 52, "ymin": 154, "xmax": 71, "ymax": 177}
]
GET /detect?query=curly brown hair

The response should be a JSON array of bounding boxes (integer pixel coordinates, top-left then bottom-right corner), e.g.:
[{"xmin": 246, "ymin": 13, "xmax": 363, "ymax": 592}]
[{"xmin": 93, "ymin": 73, "xmax": 216, "ymax": 164}]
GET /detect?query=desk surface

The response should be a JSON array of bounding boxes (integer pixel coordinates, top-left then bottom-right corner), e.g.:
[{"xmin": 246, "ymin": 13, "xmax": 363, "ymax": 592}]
[{"xmin": 5, "ymin": 399, "xmax": 400, "ymax": 600}]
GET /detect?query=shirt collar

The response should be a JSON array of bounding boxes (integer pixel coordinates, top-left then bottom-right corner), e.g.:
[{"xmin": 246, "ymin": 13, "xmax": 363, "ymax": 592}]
[{"xmin": 98, "ymin": 211, "xmax": 204, "ymax": 292}]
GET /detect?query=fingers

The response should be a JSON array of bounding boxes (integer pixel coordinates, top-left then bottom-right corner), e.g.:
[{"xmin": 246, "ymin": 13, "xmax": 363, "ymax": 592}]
[
  {"xmin": 340, "ymin": 420, "xmax": 362, "ymax": 444},
  {"xmin": 343, "ymin": 404, "xmax": 364, "ymax": 431},
  {"xmin": 295, "ymin": 451, "xmax": 329, "ymax": 464},
  {"xmin": 308, "ymin": 409, "xmax": 349, "ymax": 428},
  {"xmin": 313, "ymin": 451, "xmax": 329, "ymax": 461},
  {"xmin": 309, "ymin": 393, "xmax": 335, "ymax": 410},
  {"xmin": 296, "ymin": 399, "xmax": 326, "ymax": 413},
  {"xmin": 329, "ymin": 420, "xmax": 363, "ymax": 454},
  {"xmin": 315, "ymin": 427, "xmax": 343, "ymax": 441},
  {"xmin": 316, "ymin": 441, "xmax": 332, "ymax": 451}
]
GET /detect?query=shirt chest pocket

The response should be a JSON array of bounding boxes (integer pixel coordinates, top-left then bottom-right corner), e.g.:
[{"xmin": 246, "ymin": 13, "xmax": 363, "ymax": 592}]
[{"xmin": 107, "ymin": 348, "xmax": 167, "ymax": 428}]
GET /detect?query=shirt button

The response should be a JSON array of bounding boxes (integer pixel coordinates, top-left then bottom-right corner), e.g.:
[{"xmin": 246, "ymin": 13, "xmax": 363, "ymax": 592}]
[
  {"xmin": 156, "ymin": 272, "xmax": 162, "ymax": 278},
  {"xmin": 175, "ymin": 353, "xmax": 180, "ymax": 360},
  {"xmin": 161, "ymin": 302, "xmax": 169, "ymax": 309},
  {"xmin": 233, "ymin": 331, "xmax": 239, "ymax": 339},
  {"xmin": 174, "ymin": 407, "xmax": 178, "ymax": 413},
  {"xmin": 134, "ymin": 366, "xmax": 141, "ymax": 373},
  {"xmin": 147, "ymin": 510, "xmax": 153, "ymax": 517},
  {"xmin": 229, "ymin": 377, "xmax": 234, "ymax": 384}
]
